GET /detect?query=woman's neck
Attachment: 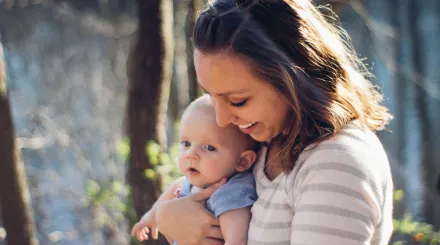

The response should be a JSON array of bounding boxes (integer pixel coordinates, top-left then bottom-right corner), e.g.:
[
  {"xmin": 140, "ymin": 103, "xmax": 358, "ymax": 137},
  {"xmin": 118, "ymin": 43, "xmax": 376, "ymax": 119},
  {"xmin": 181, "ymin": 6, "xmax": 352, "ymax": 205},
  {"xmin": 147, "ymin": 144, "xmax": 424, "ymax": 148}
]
[{"xmin": 264, "ymin": 143, "xmax": 284, "ymax": 181}]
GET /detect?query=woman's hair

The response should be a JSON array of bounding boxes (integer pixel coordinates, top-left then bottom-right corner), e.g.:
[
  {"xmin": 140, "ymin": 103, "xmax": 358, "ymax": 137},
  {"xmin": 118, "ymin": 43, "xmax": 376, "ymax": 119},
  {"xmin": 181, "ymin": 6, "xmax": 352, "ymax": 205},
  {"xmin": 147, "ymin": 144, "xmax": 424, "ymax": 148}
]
[{"xmin": 193, "ymin": 0, "xmax": 393, "ymax": 171}]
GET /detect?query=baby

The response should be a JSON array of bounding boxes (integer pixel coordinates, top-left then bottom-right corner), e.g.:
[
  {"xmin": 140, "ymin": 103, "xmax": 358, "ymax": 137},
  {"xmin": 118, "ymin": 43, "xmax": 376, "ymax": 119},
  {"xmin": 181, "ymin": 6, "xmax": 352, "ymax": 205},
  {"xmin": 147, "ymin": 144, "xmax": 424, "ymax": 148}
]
[{"xmin": 131, "ymin": 95, "xmax": 258, "ymax": 245}]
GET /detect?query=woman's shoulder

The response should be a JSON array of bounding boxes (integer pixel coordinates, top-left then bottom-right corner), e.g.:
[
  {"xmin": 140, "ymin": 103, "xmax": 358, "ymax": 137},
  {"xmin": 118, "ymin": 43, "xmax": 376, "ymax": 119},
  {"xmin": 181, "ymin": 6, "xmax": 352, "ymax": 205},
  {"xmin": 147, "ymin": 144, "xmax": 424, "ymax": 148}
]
[
  {"xmin": 285, "ymin": 121, "xmax": 392, "ymax": 202},
  {"xmin": 301, "ymin": 121, "xmax": 388, "ymax": 165},
  {"xmin": 282, "ymin": 122, "xmax": 394, "ymax": 240}
]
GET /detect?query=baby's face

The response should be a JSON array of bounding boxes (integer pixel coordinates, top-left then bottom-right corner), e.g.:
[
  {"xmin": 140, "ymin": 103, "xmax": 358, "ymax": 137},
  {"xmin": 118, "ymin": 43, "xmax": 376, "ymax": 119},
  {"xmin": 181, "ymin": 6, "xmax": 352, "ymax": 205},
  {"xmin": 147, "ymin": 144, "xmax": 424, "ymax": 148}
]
[{"xmin": 178, "ymin": 106, "xmax": 250, "ymax": 188}]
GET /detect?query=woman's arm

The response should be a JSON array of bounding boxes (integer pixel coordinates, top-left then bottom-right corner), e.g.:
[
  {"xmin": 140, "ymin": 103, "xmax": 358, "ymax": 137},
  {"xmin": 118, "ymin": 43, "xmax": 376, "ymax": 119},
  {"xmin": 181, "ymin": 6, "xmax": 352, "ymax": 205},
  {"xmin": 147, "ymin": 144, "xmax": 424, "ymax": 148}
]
[{"xmin": 156, "ymin": 178, "xmax": 227, "ymax": 245}]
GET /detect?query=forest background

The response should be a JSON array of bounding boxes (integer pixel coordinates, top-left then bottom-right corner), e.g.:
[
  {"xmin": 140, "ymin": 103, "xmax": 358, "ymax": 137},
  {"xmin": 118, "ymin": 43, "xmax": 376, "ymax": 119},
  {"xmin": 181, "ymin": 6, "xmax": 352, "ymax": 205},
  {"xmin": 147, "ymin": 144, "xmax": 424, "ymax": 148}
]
[{"xmin": 0, "ymin": 0, "xmax": 439, "ymax": 244}]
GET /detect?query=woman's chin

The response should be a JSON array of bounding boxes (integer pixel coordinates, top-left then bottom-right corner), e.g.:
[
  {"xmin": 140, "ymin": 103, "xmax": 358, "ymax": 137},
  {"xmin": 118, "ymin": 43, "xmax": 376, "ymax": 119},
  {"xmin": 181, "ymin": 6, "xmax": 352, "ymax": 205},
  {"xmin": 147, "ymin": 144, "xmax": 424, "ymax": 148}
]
[
  {"xmin": 250, "ymin": 130, "xmax": 281, "ymax": 143},
  {"xmin": 250, "ymin": 132, "xmax": 269, "ymax": 142}
]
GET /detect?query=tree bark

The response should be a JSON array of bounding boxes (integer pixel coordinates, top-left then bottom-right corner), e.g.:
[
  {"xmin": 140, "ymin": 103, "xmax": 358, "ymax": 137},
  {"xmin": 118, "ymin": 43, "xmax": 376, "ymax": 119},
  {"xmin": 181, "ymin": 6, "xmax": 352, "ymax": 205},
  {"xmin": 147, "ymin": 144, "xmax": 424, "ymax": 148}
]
[
  {"xmin": 0, "ymin": 42, "xmax": 39, "ymax": 245},
  {"xmin": 185, "ymin": 0, "xmax": 203, "ymax": 102},
  {"xmin": 126, "ymin": 0, "xmax": 173, "ymax": 244},
  {"xmin": 409, "ymin": 0, "xmax": 437, "ymax": 226}
]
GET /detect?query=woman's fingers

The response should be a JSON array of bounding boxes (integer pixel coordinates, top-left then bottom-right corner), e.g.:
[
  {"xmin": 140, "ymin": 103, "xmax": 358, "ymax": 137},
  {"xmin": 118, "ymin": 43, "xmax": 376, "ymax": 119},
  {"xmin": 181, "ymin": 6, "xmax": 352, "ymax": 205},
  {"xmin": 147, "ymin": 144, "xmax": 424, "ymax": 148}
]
[
  {"xmin": 193, "ymin": 178, "xmax": 227, "ymax": 202},
  {"xmin": 203, "ymin": 237, "xmax": 225, "ymax": 245},
  {"xmin": 156, "ymin": 197, "xmax": 224, "ymax": 244},
  {"xmin": 208, "ymin": 216, "xmax": 220, "ymax": 226}
]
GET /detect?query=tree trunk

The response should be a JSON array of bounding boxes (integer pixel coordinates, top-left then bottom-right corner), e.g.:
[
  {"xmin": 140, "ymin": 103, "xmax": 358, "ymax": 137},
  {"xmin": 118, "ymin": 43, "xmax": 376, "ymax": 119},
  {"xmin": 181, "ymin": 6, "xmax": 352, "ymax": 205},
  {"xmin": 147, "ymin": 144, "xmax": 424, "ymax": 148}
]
[
  {"xmin": 126, "ymin": 0, "xmax": 173, "ymax": 244},
  {"xmin": 409, "ymin": 0, "xmax": 437, "ymax": 226},
  {"xmin": 185, "ymin": 0, "xmax": 203, "ymax": 102},
  {"xmin": 0, "ymin": 42, "xmax": 39, "ymax": 245}
]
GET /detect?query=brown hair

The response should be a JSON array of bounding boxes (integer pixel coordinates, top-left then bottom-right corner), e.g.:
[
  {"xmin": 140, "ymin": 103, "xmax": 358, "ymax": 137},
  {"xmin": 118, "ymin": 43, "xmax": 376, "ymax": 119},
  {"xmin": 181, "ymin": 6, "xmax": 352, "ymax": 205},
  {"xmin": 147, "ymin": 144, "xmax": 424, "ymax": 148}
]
[{"xmin": 193, "ymin": 0, "xmax": 392, "ymax": 171}]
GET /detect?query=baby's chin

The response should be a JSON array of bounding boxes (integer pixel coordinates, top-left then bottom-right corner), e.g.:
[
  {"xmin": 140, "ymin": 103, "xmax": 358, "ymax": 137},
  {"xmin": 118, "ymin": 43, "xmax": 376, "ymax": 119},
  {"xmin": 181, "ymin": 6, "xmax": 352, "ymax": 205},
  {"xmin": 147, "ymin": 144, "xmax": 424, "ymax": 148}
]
[{"xmin": 186, "ymin": 175, "xmax": 218, "ymax": 189}]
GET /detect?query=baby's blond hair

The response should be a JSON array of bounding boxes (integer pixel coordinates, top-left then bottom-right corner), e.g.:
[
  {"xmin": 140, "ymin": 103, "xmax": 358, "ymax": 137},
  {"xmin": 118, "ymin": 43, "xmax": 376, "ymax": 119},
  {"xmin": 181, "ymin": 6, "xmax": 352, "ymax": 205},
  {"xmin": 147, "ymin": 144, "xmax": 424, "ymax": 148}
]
[{"xmin": 183, "ymin": 95, "xmax": 259, "ymax": 152}]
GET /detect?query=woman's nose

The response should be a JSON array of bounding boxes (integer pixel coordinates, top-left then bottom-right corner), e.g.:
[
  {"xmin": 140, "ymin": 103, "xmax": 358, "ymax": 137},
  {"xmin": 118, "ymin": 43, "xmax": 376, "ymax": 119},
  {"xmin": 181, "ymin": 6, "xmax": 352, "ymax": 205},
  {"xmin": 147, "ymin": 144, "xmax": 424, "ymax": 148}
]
[{"xmin": 213, "ymin": 101, "xmax": 235, "ymax": 128}]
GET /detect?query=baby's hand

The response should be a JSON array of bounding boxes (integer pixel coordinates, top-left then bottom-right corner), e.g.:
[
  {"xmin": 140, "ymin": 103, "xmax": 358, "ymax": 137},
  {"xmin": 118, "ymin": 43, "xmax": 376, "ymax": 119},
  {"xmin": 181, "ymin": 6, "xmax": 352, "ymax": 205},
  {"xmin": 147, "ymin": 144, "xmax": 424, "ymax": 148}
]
[{"xmin": 131, "ymin": 210, "xmax": 159, "ymax": 241}]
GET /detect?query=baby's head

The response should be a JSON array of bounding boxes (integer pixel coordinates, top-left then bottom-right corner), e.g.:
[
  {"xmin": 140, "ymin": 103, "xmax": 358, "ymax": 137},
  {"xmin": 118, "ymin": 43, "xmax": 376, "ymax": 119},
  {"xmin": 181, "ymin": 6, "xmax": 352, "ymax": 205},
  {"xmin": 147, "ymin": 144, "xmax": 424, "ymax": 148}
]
[{"xmin": 178, "ymin": 95, "xmax": 258, "ymax": 188}]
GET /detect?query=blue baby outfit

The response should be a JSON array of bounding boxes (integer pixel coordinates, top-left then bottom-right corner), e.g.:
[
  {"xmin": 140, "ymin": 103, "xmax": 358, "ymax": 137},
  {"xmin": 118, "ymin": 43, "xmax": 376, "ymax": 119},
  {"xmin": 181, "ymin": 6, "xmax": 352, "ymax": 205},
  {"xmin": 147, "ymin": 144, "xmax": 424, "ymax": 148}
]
[{"xmin": 173, "ymin": 171, "xmax": 257, "ymax": 245}]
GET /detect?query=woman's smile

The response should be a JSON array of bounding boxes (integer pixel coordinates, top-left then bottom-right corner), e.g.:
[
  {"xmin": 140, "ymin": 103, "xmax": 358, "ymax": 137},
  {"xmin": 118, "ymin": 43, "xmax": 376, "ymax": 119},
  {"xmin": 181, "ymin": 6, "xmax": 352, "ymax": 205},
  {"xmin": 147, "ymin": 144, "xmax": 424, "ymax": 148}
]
[{"xmin": 237, "ymin": 122, "xmax": 258, "ymax": 134}]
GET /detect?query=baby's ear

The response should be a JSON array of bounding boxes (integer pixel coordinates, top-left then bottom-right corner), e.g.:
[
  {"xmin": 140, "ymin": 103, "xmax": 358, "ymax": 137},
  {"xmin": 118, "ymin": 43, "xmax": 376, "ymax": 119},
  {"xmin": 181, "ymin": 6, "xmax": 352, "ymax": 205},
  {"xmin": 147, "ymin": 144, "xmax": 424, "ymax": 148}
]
[{"xmin": 236, "ymin": 150, "xmax": 257, "ymax": 172}]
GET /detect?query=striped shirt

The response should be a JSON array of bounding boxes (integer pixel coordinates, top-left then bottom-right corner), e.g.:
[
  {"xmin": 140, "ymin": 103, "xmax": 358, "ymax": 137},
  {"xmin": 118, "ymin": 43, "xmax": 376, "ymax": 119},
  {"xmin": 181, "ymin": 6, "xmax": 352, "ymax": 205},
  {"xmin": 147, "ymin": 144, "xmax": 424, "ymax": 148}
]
[{"xmin": 248, "ymin": 122, "xmax": 393, "ymax": 245}]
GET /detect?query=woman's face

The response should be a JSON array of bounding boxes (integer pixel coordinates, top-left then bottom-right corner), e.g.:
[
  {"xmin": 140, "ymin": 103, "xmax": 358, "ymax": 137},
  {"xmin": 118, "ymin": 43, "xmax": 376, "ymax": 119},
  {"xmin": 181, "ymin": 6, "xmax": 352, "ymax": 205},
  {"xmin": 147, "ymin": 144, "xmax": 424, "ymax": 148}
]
[{"xmin": 194, "ymin": 50, "xmax": 290, "ymax": 142}]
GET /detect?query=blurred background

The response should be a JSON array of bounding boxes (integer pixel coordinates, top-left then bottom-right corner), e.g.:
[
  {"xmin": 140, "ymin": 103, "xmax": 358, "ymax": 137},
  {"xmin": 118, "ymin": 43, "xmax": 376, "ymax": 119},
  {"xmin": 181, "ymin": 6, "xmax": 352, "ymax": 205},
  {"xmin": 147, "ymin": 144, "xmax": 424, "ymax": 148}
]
[{"xmin": 0, "ymin": 0, "xmax": 439, "ymax": 244}]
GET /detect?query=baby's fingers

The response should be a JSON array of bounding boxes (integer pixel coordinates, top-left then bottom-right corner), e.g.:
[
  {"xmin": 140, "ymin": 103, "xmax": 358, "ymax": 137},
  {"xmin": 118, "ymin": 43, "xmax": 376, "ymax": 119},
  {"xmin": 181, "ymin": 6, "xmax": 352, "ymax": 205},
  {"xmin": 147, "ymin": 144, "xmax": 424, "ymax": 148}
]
[
  {"xmin": 137, "ymin": 227, "xmax": 150, "ymax": 241},
  {"xmin": 151, "ymin": 223, "xmax": 159, "ymax": 239},
  {"xmin": 131, "ymin": 222, "xmax": 147, "ymax": 236}
]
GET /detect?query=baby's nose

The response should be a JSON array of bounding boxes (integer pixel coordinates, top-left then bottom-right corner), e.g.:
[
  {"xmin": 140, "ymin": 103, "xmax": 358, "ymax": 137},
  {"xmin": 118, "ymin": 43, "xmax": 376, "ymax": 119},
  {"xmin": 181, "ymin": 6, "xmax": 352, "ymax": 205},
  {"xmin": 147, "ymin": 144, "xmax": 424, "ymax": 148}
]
[{"xmin": 186, "ymin": 151, "xmax": 199, "ymax": 161}]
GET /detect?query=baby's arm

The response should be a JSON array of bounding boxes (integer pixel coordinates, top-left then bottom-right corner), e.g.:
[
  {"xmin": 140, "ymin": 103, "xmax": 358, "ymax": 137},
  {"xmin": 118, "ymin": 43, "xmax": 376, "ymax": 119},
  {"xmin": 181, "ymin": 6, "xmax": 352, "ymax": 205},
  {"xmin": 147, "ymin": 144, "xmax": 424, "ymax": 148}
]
[
  {"xmin": 131, "ymin": 176, "xmax": 185, "ymax": 241},
  {"xmin": 219, "ymin": 207, "xmax": 251, "ymax": 245}
]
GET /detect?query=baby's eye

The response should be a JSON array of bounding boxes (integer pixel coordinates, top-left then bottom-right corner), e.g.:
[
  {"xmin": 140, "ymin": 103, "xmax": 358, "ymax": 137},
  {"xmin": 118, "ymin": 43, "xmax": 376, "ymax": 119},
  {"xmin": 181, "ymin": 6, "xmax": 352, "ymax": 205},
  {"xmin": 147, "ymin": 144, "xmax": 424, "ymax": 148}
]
[
  {"xmin": 204, "ymin": 145, "xmax": 216, "ymax": 152},
  {"xmin": 181, "ymin": 141, "xmax": 190, "ymax": 147}
]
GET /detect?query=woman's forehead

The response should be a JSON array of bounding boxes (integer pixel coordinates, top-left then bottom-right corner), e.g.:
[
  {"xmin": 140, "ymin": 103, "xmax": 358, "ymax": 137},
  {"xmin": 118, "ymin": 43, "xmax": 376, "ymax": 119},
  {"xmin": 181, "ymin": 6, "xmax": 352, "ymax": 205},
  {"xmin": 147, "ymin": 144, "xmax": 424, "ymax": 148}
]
[{"xmin": 194, "ymin": 52, "xmax": 259, "ymax": 93}]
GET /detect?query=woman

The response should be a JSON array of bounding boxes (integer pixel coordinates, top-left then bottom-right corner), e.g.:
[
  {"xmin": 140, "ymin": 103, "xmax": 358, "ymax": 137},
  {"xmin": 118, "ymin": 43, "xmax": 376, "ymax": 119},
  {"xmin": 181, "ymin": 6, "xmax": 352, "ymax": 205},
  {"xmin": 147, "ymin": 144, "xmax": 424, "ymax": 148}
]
[{"xmin": 156, "ymin": 0, "xmax": 394, "ymax": 244}]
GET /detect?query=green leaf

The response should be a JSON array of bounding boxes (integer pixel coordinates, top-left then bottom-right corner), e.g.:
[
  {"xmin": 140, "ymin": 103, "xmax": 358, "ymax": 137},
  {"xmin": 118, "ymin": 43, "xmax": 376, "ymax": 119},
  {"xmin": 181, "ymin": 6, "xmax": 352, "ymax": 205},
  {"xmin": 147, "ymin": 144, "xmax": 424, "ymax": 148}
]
[
  {"xmin": 111, "ymin": 181, "xmax": 124, "ymax": 194},
  {"xmin": 160, "ymin": 153, "xmax": 171, "ymax": 166},
  {"xmin": 146, "ymin": 141, "xmax": 161, "ymax": 165},
  {"xmin": 119, "ymin": 203, "xmax": 127, "ymax": 213},
  {"xmin": 144, "ymin": 169, "xmax": 157, "ymax": 180},
  {"xmin": 394, "ymin": 189, "xmax": 405, "ymax": 202},
  {"xmin": 115, "ymin": 137, "xmax": 130, "ymax": 159},
  {"xmin": 393, "ymin": 219, "xmax": 401, "ymax": 231},
  {"xmin": 86, "ymin": 180, "xmax": 101, "ymax": 197}
]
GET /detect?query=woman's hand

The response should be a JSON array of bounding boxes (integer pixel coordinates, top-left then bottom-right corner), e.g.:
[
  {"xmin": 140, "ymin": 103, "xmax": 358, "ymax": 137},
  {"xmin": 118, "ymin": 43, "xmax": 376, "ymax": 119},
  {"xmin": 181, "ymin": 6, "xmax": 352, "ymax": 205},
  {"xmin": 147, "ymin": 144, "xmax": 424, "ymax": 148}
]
[{"xmin": 156, "ymin": 178, "xmax": 227, "ymax": 245}]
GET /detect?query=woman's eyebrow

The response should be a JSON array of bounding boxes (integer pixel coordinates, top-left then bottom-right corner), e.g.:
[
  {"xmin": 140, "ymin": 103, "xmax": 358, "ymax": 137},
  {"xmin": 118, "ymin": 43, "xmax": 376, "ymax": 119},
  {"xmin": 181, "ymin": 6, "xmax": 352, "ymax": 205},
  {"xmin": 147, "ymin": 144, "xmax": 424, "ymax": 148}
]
[{"xmin": 199, "ymin": 84, "xmax": 247, "ymax": 96}]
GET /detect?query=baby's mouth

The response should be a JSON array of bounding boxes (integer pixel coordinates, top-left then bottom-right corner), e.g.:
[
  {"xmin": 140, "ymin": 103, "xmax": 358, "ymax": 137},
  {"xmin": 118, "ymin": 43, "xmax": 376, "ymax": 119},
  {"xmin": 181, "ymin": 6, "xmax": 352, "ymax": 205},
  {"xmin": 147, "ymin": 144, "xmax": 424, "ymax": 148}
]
[
  {"xmin": 186, "ymin": 160, "xmax": 200, "ymax": 174},
  {"xmin": 188, "ymin": 167, "xmax": 200, "ymax": 174}
]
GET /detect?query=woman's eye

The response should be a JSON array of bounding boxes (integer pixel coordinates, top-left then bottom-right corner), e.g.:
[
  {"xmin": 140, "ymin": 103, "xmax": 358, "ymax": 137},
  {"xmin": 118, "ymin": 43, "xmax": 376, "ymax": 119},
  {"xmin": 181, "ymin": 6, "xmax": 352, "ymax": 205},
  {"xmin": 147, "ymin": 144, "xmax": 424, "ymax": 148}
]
[
  {"xmin": 181, "ymin": 141, "xmax": 190, "ymax": 147},
  {"xmin": 230, "ymin": 99, "xmax": 247, "ymax": 107},
  {"xmin": 205, "ymin": 145, "xmax": 216, "ymax": 151}
]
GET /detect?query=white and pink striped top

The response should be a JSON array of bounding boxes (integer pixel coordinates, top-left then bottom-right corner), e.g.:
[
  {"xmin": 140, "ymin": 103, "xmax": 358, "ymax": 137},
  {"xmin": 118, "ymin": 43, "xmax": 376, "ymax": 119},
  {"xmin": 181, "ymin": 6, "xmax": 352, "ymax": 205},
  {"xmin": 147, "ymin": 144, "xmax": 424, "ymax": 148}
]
[{"xmin": 248, "ymin": 122, "xmax": 393, "ymax": 245}]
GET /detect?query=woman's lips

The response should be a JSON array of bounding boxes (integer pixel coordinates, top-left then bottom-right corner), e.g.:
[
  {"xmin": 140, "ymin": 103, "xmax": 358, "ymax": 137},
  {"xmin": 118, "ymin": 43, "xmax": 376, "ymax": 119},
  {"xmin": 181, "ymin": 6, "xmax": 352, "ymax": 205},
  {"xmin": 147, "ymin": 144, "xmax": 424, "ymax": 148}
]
[{"xmin": 239, "ymin": 122, "xmax": 258, "ymax": 134}]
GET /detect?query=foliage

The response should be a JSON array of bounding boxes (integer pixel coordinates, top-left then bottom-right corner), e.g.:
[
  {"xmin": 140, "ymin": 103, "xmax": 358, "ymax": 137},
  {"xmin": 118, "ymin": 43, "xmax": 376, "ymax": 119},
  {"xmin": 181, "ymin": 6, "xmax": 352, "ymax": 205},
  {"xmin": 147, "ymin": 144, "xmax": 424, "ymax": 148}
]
[
  {"xmin": 85, "ymin": 179, "xmax": 131, "ymax": 224},
  {"xmin": 115, "ymin": 126, "xmax": 181, "ymax": 189},
  {"xmin": 392, "ymin": 190, "xmax": 440, "ymax": 245},
  {"xmin": 92, "ymin": 131, "xmax": 182, "ymax": 243}
]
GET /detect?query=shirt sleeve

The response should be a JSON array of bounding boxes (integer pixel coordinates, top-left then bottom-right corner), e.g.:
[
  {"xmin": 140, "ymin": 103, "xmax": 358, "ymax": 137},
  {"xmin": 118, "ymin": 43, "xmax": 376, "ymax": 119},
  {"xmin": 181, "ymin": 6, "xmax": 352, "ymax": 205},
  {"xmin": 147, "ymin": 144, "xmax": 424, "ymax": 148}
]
[
  {"xmin": 207, "ymin": 172, "xmax": 258, "ymax": 218},
  {"xmin": 288, "ymin": 143, "xmax": 386, "ymax": 245}
]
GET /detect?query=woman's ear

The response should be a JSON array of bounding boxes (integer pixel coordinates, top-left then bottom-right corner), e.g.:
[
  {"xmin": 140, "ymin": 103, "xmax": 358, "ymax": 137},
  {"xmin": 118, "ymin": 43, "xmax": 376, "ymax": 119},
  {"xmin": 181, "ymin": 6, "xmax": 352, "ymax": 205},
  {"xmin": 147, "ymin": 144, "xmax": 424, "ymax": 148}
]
[{"xmin": 236, "ymin": 150, "xmax": 257, "ymax": 172}]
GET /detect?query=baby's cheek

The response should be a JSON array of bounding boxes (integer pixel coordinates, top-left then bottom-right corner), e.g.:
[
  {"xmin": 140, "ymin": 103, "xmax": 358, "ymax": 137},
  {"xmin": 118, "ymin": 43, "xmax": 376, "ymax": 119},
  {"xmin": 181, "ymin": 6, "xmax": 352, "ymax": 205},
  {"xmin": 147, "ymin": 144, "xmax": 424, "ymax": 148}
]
[
  {"xmin": 214, "ymin": 151, "xmax": 234, "ymax": 163},
  {"xmin": 177, "ymin": 156, "xmax": 187, "ymax": 172}
]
